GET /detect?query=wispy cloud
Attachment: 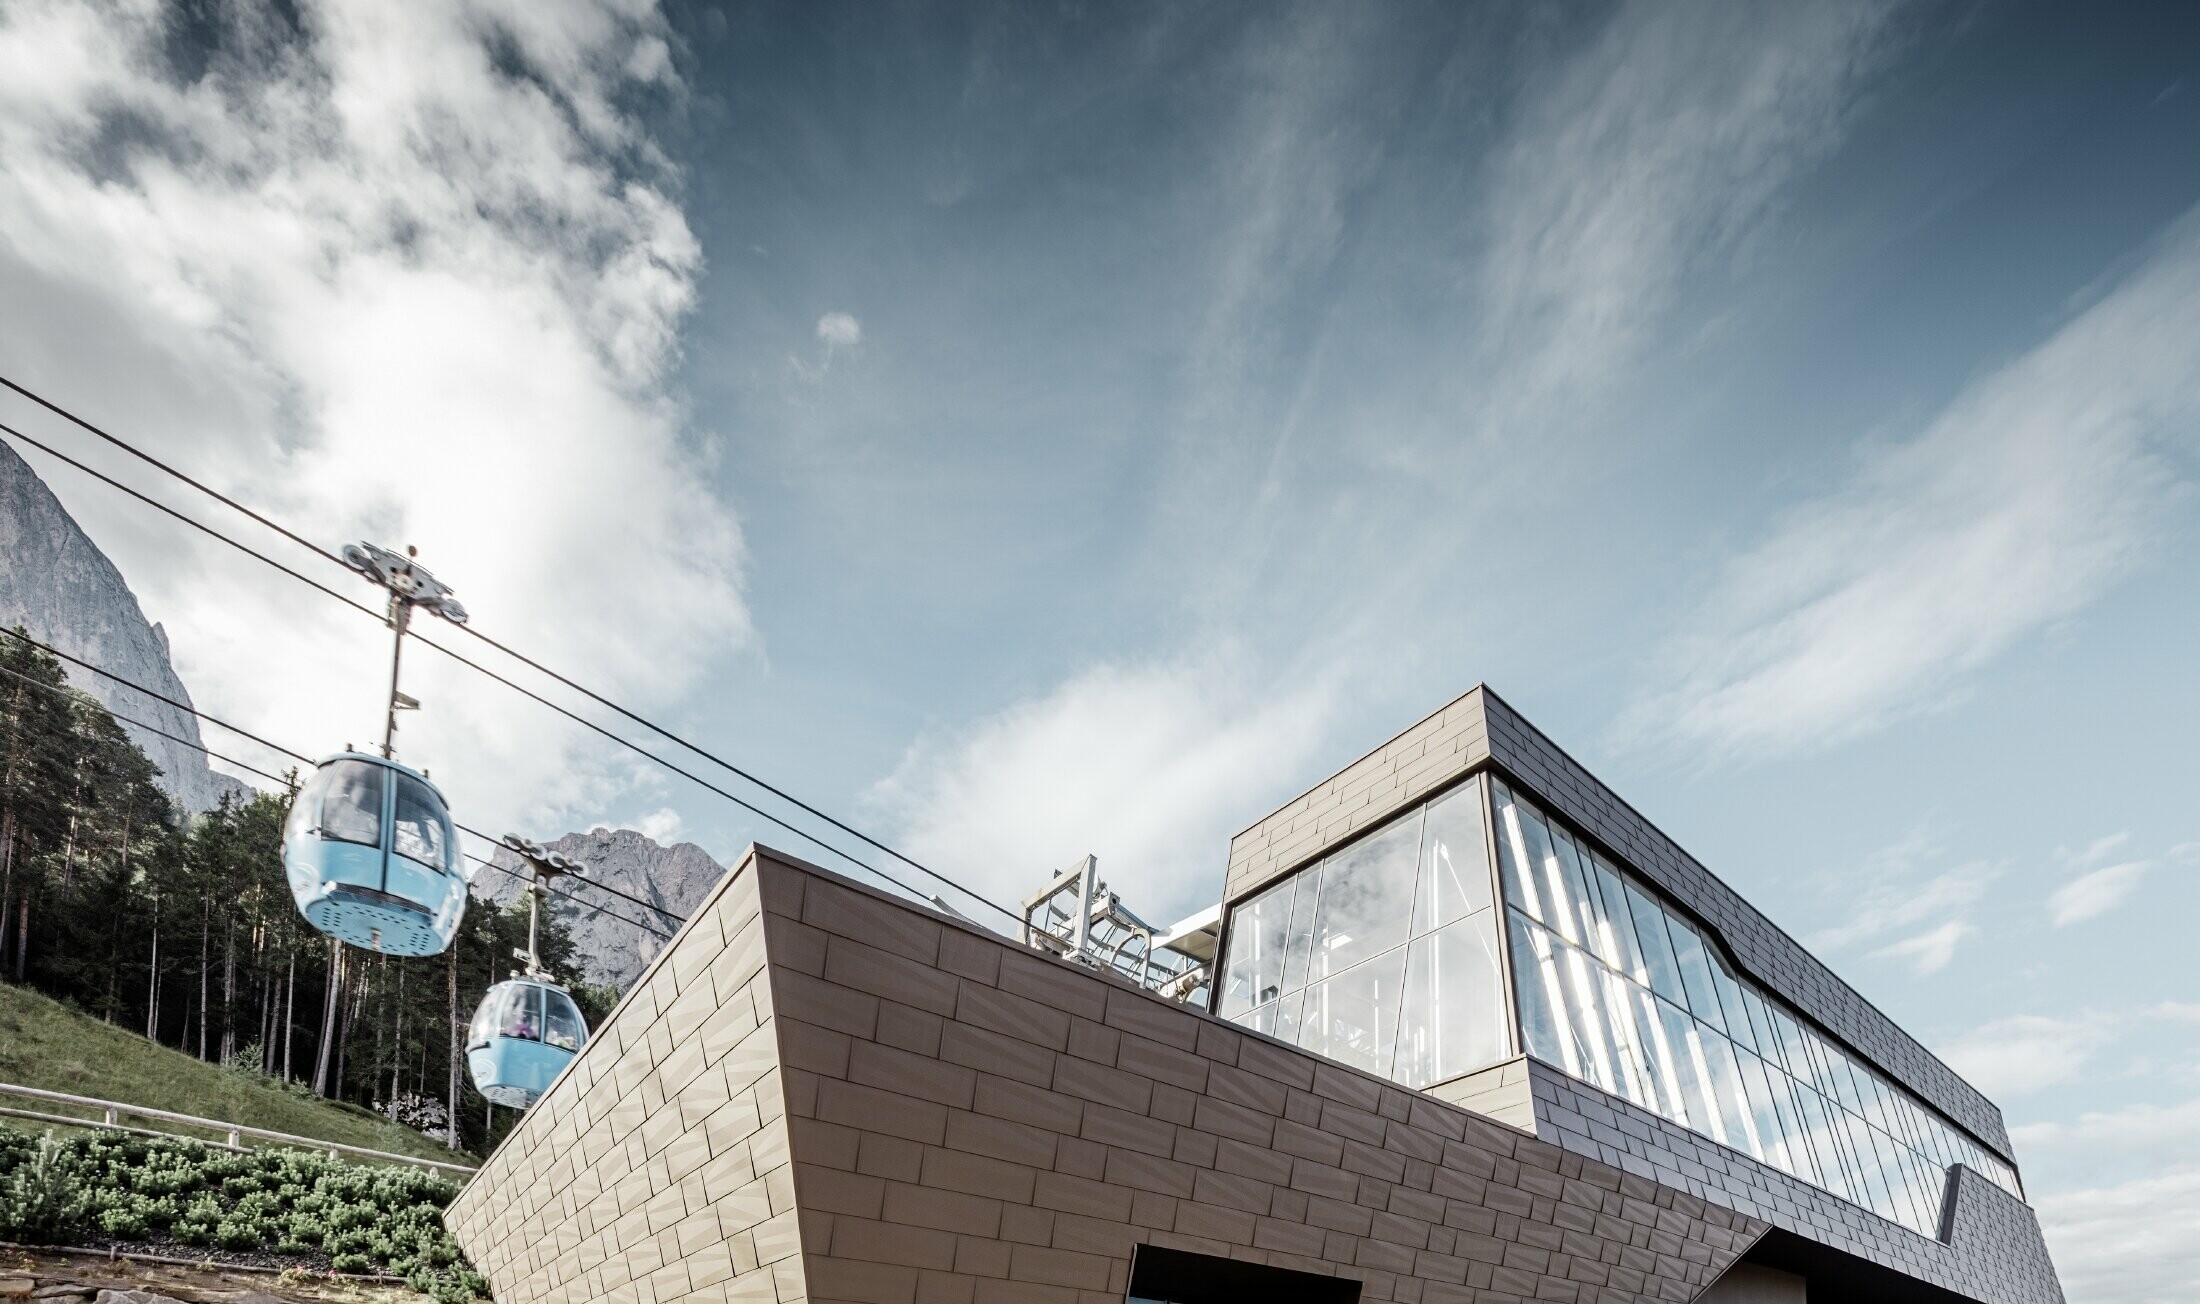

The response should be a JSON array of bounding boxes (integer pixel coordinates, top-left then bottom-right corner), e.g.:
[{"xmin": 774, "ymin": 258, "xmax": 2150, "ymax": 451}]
[
  {"xmin": 1870, "ymin": 920, "xmax": 1974, "ymax": 976},
  {"xmin": 2035, "ymin": 1166, "xmax": 2200, "ymax": 1304},
  {"xmin": 791, "ymin": 310, "xmax": 864, "ymax": 383},
  {"xmin": 2049, "ymin": 860, "xmax": 2153, "ymax": 927},
  {"xmin": 1805, "ymin": 832, "xmax": 1998, "ymax": 975},
  {"xmin": 1939, "ymin": 1015, "xmax": 2109, "ymax": 1098},
  {"xmin": 2014, "ymin": 1097, "xmax": 2200, "ymax": 1152},
  {"xmin": 2046, "ymin": 832, "xmax": 2183, "ymax": 926},
  {"xmin": 0, "ymin": 0, "xmax": 743, "ymax": 837},
  {"xmin": 1471, "ymin": 0, "xmax": 1905, "ymax": 421},
  {"xmin": 865, "ymin": 650, "xmax": 1341, "ymax": 920},
  {"xmin": 1618, "ymin": 208, "xmax": 2200, "ymax": 761},
  {"xmin": 630, "ymin": 807, "xmax": 686, "ymax": 846}
]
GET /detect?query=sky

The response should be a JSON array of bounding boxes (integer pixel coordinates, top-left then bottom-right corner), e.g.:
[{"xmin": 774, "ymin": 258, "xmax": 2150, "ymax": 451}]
[{"xmin": 0, "ymin": 1, "xmax": 2196, "ymax": 1297}]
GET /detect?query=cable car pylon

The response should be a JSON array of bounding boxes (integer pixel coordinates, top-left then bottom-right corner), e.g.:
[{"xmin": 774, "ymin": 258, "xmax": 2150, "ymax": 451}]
[
  {"xmin": 466, "ymin": 837, "xmax": 593, "ymax": 1109},
  {"xmin": 281, "ymin": 543, "xmax": 472, "ymax": 957}
]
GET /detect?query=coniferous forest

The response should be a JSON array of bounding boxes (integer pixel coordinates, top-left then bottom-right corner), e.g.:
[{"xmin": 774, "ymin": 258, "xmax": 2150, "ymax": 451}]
[{"xmin": 0, "ymin": 630, "xmax": 618, "ymax": 1156}]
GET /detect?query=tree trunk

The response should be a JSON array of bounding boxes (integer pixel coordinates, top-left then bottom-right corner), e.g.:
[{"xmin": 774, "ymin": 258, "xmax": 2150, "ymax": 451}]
[
  {"xmin": 446, "ymin": 946, "xmax": 460, "ymax": 1149},
  {"xmin": 145, "ymin": 894, "xmax": 160, "ymax": 1041},
  {"xmin": 283, "ymin": 950, "xmax": 296, "ymax": 1083},
  {"xmin": 196, "ymin": 901, "xmax": 209, "ymax": 1060},
  {"xmin": 0, "ymin": 804, "xmax": 14, "ymax": 976},
  {"xmin": 219, "ymin": 918, "xmax": 236, "ymax": 1064},
  {"xmin": 0, "ymin": 813, "xmax": 13, "ymax": 978},
  {"xmin": 336, "ymin": 959, "xmax": 359, "ymax": 1101},
  {"xmin": 14, "ymin": 891, "xmax": 28, "ymax": 984},
  {"xmin": 389, "ymin": 960, "xmax": 405, "ymax": 1116},
  {"xmin": 313, "ymin": 939, "xmax": 342, "ymax": 1096}
]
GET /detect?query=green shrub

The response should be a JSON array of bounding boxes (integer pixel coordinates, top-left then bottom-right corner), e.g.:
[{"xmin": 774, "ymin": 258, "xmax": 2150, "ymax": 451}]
[
  {"xmin": 0, "ymin": 1132, "xmax": 90, "ymax": 1243},
  {"xmin": 215, "ymin": 1218, "xmax": 262, "ymax": 1250},
  {"xmin": 0, "ymin": 1124, "xmax": 485, "ymax": 1299},
  {"xmin": 97, "ymin": 1203, "xmax": 148, "ymax": 1238}
]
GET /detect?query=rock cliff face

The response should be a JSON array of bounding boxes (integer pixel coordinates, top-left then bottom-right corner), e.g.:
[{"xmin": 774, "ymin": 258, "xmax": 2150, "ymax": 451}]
[
  {"xmin": 0, "ymin": 439, "xmax": 251, "ymax": 813},
  {"xmin": 474, "ymin": 826, "xmax": 725, "ymax": 991}
]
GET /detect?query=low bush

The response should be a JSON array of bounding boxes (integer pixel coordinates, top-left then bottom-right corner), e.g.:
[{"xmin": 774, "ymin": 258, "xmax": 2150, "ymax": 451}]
[{"xmin": 0, "ymin": 1123, "xmax": 483, "ymax": 1299}]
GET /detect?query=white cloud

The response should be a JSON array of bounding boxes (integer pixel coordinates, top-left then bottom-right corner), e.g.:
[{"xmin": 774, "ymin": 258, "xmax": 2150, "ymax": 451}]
[
  {"xmin": 631, "ymin": 806, "xmax": 686, "ymax": 846},
  {"xmin": 1938, "ymin": 1015, "xmax": 2107, "ymax": 1098},
  {"xmin": 1473, "ymin": 0, "xmax": 1903, "ymax": 420},
  {"xmin": 2049, "ymin": 859, "xmax": 2153, "ymax": 927},
  {"xmin": 790, "ymin": 310, "xmax": 862, "ymax": 383},
  {"xmin": 2061, "ymin": 830, "xmax": 2132, "ymax": 867},
  {"xmin": 865, "ymin": 651, "xmax": 1341, "ymax": 923},
  {"xmin": 2015, "ymin": 1098, "xmax": 2200, "ymax": 1152},
  {"xmin": 816, "ymin": 312, "xmax": 863, "ymax": 350},
  {"xmin": 1804, "ymin": 833, "xmax": 1997, "ymax": 970},
  {"xmin": 0, "ymin": 0, "xmax": 744, "ymax": 839},
  {"xmin": 1618, "ymin": 208, "xmax": 2200, "ymax": 760},
  {"xmin": 2035, "ymin": 1165, "xmax": 2200, "ymax": 1304},
  {"xmin": 1868, "ymin": 919, "xmax": 1972, "ymax": 976}
]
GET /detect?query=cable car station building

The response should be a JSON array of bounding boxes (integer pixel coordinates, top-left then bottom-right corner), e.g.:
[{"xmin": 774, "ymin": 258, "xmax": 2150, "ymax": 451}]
[{"xmin": 445, "ymin": 688, "xmax": 2063, "ymax": 1304}]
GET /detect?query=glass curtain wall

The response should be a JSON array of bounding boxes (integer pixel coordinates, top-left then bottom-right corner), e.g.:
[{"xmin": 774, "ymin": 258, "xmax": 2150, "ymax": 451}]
[
  {"xmin": 1216, "ymin": 776, "xmax": 1511, "ymax": 1090},
  {"xmin": 1491, "ymin": 777, "xmax": 2022, "ymax": 1239}
]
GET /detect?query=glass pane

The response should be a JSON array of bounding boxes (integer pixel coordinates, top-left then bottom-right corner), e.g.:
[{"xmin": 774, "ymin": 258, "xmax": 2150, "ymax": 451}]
[
  {"xmin": 1296, "ymin": 947, "xmax": 1409, "ymax": 1077},
  {"xmin": 1737, "ymin": 1050, "xmax": 1794, "ymax": 1175},
  {"xmin": 1544, "ymin": 828, "xmax": 1600, "ymax": 950},
  {"xmin": 1307, "ymin": 815, "xmax": 1421, "ymax": 981},
  {"xmin": 319, "ymin": 760, "xmax": 384, "ymax": 847},
  {"xmin": 1394, "ymin": 910, "xmax": 1508, "ymax": 1088},
  {"xmin": 466, "ymin": 991, "xmax": 497, "ymax": 1048},
  {"xmin": 1558, "ymin": 943, "xmax": 1620, "ymax": 1093},
  {"xmin": 1218, "ymin": 876, "xmax": 1301, "ymax": 1017},
  {"xmin": 1279, "ymin": 872, "xmax": 1321, "ymax": 993},
  {"xmin": 1858, "ymin": 1068, "xmax": 1894, "ymax": 1134},
  {"xmin": 1910, "ymin": 1149, "xmax": 1947, "ymax": 1234},
  {"xmin": 1597, "ymin": 967, "xmax": 1656, "ymax": 1110},
  {"xmin": 1879, "ymin": 1128, "xmax": 1924, "ymax": 1232},
  {"xmin": 1827, "ymin": 1048, "xmax": 1864, "ymax": 1114},
  {"xmin": 1241, "ymin": 990, "xmax": 1305, "ymax": 1043},
  {"xmin": 1665, "ymin": 918, "xmax": 1727, "ymax": 1033},
  {"xmin": 1794, "ymin": 1088, "xmax": 1846, "ymax": 1199},
  {"xmin": 285, "ymin": 764, "xmax": 331, "ymax": 844},
  {"xmin": 1492, "ymin": 783, "xmax": 1546, "ymax": 922},
  {"xmin": 391, "ymin": 773, "xmax": 451, "ymax": 872},
  {"xmin": 1700, "ymin": 1030, "xmax": 1764, "ymax": 1161},
  {"xmin": 1741, "ymin": 987, "xmax": 1782, "ymax": 1060},
  {"xmin": 1415, "ymin": 781, "xmax": 1493, "ymax": 934},
  {"xmin": 543, "ymin": 989, "xmax": 586, "ymax": 1052},
  {"xmin": 1775, "ymin": 1072, "xmax": 1825, "ymax": 1187},
  {"xmin": 1516, "ymin": 808, "xmax": 1583, "ymax": 947},
  {"xmin": 1508, "ymin": 912, "xmax": 1571, "ymax": 1074},
  {"xmin": 1842, "ymin": 1109, "xmax": 1890, "ymax": 1219},
  {"xmin": 1624, "ymin": 882, "xmax": 1688, "ymax": 1008},
  {"xmin": 1768, "ymin": 1007, "xmax": 1811, "ymax": 1077},
  {"xmin": 1711, "ymin": 965, "xmax": 1756, "ymax": 1053},
  {"xmin": 1657, "ymin": 998, "xmax": 1722, "ymax": 1144},
  {"xmin": 1585, "ymin": 856, "xmax": 1648, "ymax": 984},
  {"xmin": 1632, "ymin": 986, "xmax": 1690, "ymax": 1128},
  {"xmin": 499, "ymin": 984, "xmax": 543, "ymax": 1042}
]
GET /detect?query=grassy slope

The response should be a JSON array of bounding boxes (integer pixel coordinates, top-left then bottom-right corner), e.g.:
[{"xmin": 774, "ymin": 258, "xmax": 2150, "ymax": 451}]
[{"xmin": 0, "ymin": 981, "xmax": 469, "ymax": 1165}]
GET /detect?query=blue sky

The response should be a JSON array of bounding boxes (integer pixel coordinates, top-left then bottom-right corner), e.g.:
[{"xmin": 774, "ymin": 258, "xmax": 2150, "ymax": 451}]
[{"xmin": 0, "ymin": 1, "xmax": 2196, "ymax": 1296}]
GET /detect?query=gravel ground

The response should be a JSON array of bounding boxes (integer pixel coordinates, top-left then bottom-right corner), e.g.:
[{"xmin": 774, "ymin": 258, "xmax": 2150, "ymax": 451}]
[{"xmin": 0, "ymin": 1247, "xmax": 424, "ymax": 1304}]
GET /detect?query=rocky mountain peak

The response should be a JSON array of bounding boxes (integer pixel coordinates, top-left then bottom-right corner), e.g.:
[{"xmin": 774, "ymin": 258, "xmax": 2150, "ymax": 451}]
[
  {"xmin": 0, "ymin": 438, "xmax": 251, "ymax": 814},
  {"xmin": 474, "ymin": 826, "xmax": 727, "ymax": 990}
]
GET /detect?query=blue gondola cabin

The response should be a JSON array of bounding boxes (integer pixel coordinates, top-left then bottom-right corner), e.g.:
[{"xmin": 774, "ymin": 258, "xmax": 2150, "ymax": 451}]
[
  {"xmin": 467, "ymin": 979, "xmax": 588, "ymax": 1108},
  {"xmin": 283, "ymin": 752, "xmax": 468, "ymax": 955}
]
